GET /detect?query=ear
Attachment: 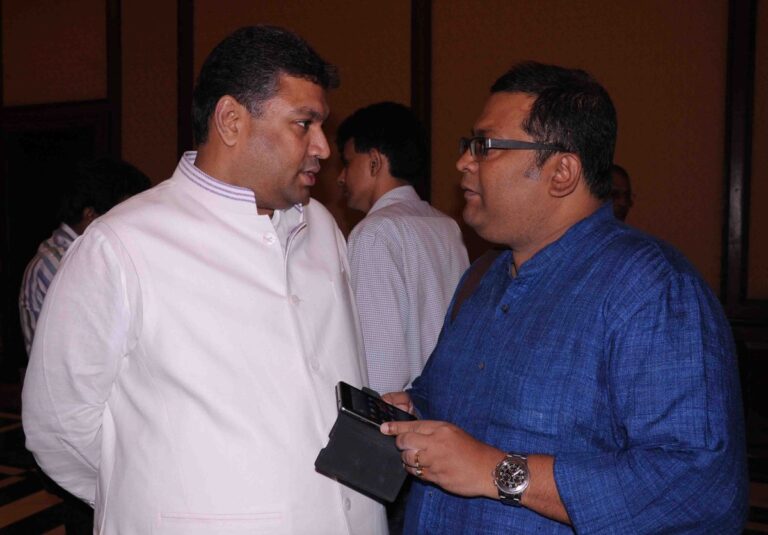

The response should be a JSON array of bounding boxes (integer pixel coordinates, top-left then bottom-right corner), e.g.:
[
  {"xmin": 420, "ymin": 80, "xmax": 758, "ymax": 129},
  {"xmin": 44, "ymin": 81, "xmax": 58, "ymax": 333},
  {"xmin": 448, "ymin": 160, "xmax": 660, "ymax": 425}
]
[
  {"xmin": 212, "ymin": 96, "xmax": 244, "ymax": 147},
  {"xmin": 82, "ymin": 206, "xmax": 98, "ymax": 223},
  {"xmin": 368, "ymin": 148, "xmax": 382, "ymax": 177},
  {"xmin": 548, "ymin": 153, "xmax": 582, "ymax": 198}
]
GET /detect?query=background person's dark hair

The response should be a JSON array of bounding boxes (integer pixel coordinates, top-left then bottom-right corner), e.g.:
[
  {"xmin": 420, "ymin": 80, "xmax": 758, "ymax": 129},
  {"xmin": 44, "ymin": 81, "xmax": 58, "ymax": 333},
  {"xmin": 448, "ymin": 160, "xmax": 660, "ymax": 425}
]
[
  {"xmin": 611, "ymin": 163, "xmax": 629, "ymax": 181},
  {"xmin": 491, "ymin": 61, "xmax": 617, "ymax": 199},
  {"xmin": 336, "ymin": 101, "xmax": 428, "ymax": 196},
  {"xmin": 192, "ymin": 25, "xmax": 339, "ymax": 145},
  {"xmin": 59, "ymin": 157, "xmax": 151, "ymax": 226}
]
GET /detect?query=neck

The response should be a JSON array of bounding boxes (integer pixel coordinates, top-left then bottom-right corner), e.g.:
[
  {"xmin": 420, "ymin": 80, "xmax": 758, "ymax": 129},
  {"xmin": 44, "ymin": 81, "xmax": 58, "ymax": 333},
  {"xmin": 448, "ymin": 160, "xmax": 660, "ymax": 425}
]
[
  {"xmin": 193, "ymin": 145, "xmax": 226, "ymax": 184},
  {"xmin": 510, "ymin": 196, "xmax": 601, "ymax": 268},
  {"xmin": 371, "ymin": 176, "xmax": 409, "ymax": 207},
  {"xmin": 194, "ymin": 145, "xmax": 275, "ymax": 217},
  {"xmin": 70, "ymin": 221, "xmax": 88, "ymax": 235}
]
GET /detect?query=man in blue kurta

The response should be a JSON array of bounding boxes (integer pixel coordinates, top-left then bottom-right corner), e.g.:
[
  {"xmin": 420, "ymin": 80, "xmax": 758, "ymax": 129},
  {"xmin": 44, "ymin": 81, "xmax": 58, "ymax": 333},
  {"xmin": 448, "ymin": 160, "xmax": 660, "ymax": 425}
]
[{"xmin": 381, "ymin": 61, "xmax": 748, "ymax": 533}]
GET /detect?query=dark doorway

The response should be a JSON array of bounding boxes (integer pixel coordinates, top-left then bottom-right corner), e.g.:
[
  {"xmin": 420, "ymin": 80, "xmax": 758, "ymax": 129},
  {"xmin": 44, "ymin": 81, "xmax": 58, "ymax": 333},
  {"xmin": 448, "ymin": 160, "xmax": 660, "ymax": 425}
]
[{"xmin": 0, "ymin": 101, "xmax": 112, "ymax": 380}]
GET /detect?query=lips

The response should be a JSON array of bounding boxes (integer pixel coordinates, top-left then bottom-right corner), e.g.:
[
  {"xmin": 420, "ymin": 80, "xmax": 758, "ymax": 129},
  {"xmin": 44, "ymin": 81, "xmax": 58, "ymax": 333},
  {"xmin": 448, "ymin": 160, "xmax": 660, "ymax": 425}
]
[
  {"xmin": 301, "ymin": 167, "xmax": 319, "ymax": 187},
  {"xmin": 460, "ymin": 179, "xmax": 479, "ymax": 199}
]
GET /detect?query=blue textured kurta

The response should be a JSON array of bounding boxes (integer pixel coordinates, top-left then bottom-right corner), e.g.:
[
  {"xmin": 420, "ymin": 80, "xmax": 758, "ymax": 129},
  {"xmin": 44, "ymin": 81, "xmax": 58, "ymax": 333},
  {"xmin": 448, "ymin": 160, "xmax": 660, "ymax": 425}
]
[{"xmin": 406, "ymin": 204, "xmax": 747, "ymax": 534}]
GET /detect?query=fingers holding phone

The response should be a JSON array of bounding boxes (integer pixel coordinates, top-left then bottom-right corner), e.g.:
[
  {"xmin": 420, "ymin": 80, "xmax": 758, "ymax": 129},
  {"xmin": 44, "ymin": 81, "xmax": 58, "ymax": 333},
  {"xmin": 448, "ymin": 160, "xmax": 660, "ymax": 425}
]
[{"xmin": 381, "ymin": 391, "xmax": 415, "ymax": 416}]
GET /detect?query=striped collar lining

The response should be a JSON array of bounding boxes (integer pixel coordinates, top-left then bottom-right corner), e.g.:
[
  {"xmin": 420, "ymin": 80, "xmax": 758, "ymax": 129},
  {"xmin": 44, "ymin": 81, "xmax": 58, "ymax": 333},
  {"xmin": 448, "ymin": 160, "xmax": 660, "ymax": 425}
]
[
  {"xmin": 179, "ymin": 151, "xmax": 304, "ymax": 216},
  {"xmin": 180, "ymin": 151, "xmax": 256, "ymax": 204}
]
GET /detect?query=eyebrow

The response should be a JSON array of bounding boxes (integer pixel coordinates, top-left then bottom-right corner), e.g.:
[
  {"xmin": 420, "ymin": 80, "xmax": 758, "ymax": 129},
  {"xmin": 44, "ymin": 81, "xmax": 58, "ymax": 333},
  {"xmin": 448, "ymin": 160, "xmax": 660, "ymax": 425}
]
[
  {"xmin": 293, "ymin": 106, "xmax": 328, "ymax": 122},
  {"xmin": 471, "ymin": 129, "xmax": 491, "ymax": 137}
]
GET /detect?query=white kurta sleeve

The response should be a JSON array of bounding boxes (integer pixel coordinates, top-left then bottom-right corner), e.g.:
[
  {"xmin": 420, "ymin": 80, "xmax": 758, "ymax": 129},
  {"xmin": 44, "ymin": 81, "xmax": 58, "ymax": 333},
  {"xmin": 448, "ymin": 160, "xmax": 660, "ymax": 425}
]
[{"xmin": 22, "ymin": 221, "xmax": 138, "ymax": 503}]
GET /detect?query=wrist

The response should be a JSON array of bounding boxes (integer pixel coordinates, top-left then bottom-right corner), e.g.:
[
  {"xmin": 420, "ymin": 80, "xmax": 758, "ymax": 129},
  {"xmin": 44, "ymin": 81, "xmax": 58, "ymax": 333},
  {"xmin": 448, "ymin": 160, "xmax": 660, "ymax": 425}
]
[{"xmin": 493, "ymin": 452, "xmax": 530, "ymax": 506}]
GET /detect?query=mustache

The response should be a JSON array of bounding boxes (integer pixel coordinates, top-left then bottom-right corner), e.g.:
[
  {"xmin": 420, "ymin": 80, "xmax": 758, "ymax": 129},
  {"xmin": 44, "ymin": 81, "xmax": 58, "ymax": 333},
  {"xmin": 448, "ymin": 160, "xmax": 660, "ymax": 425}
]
[{"xmin": 302, "ymin": 158, "xmax": 321, "ymax": 174}]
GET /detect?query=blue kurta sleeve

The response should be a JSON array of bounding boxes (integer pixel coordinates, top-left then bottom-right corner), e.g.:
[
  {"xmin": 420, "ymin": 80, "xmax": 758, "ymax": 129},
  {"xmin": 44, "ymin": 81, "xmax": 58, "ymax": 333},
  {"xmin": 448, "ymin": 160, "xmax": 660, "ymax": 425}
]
[{"xmin": 554, "ymin": 269, "xmax": 748, "ymax": 533}]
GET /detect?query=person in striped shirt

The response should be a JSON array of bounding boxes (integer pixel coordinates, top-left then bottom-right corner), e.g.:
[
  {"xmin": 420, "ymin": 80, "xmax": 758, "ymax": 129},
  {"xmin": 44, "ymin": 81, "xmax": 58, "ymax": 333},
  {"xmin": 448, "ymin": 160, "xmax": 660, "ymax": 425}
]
[{"xmin": 18, "ymin": 157, "xmax": 150, "ymax": 356}]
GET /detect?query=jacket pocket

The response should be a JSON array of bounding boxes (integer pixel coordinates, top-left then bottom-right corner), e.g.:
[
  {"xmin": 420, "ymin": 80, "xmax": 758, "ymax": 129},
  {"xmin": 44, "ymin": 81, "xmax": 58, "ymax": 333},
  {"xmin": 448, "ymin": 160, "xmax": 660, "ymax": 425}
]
[{"xmin": 156, "ymin": 511, "xmax": 286, "ymax": 535}]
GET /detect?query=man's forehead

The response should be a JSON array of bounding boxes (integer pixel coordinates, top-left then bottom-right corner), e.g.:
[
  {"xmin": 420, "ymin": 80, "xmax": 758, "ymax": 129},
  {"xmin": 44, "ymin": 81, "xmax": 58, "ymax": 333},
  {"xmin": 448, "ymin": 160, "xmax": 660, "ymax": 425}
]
[
  {"xmin": 473, "ymin": 91, "xmax": 534, "ymax": 134},
  {"xmin": 269, "ymin": 73, "xmax": 330, "ymax": 118}
]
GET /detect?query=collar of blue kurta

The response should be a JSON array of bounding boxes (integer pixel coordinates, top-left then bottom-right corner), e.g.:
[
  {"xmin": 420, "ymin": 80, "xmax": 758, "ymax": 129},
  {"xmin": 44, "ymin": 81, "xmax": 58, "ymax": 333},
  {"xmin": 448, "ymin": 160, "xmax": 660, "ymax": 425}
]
[
  {"xmin": 368, "ymin": 185, "xmax": 420, "ymax": 215},
  {"xmin": 178, "ymin": 151, "xmax": 304, "ymax": 223},
  {"xmin": 512, "ymin": 202, "xmax": 615, "ymax": 279}
]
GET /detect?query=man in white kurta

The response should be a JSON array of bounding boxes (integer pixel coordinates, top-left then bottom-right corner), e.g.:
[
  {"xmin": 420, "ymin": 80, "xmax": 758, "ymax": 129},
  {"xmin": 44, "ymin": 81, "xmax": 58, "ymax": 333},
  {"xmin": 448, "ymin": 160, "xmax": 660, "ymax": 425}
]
[
  {"xmin": 22, "ymin": 26, "xmax": 387, "ymax": 535},
  {"xmin": 337, "ymin": 102, "xmax": 469, "ymax": 394},
  {"xmin": 347, "ymin": 186, "xmax": 468, "ymax": 393}
]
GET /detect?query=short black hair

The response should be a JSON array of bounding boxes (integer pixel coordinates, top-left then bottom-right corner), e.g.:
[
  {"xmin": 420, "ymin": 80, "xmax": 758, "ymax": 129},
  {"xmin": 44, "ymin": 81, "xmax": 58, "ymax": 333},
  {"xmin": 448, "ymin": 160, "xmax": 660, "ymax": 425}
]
[
  {"xmin": 611, "ymin": 163, "xmax": 629, "ymax": 180},
  {"xmin": 611, "ymin": 163, "xmax": 633, "ymax": 196},
  {"xmin": 491, "ymin": 61, "xmax": 617, "ymax": 199},
  {"xmin": 192, "ymin": 25, "xmax": 339, "ymax": 145},
  {"xmin": 336, "ymin": 101, "xmax": 428, "ymax": 193},
  {"xmin": 59, "ymin": 157, "xmax": 151, "ymax": 226}
]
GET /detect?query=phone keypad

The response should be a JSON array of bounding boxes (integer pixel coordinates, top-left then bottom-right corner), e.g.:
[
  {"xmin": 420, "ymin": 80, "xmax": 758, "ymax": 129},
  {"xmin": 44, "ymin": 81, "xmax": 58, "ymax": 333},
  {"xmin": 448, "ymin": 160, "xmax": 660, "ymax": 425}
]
[{"xmin": 366, "ymin": 397, "xmax": 409, "ymax": 423}]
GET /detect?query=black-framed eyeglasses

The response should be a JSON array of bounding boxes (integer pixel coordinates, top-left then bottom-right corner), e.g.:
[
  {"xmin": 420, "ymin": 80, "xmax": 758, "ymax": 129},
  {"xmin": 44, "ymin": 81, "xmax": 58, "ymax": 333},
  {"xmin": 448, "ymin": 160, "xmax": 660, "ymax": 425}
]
[{"xmin": 459, "ymin": 136, "xmax": 564, "ymax": 159}]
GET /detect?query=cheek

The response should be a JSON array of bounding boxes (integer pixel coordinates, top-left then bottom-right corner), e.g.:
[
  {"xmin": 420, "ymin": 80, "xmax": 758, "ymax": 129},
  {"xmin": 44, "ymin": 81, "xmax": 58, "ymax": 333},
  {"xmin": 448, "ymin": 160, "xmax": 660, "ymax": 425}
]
[
  {"xmin": 347, "ymin": 171, "xmax": 365, "ymax": 194},
  {"xmin": 483, "ymin": 180, "xmax": 525, "ymax": 221},
  {"xmin": 245, "ymin": 135, "xmax": 278, "ymax": 171},
  {"xmin": 264, "ymin": 133, "xmax": 301, "ymax": 167}
]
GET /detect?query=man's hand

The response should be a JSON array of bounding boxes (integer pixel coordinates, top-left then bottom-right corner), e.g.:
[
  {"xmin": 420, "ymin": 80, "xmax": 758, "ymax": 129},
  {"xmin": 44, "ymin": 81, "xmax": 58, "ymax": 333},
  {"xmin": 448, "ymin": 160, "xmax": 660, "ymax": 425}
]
[
  {"xmin": 381, "ymin": 391, "xmax": 415, "ymax": 415},
  {"xmin": 381, "ymin": 419, "xmax": 505, "ymax": 498}
]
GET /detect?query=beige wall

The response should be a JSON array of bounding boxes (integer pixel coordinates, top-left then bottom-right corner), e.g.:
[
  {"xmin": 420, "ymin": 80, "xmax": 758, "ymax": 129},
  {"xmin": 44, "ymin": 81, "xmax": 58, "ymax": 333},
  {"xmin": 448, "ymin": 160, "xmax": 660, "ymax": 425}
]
[
  {"xmin": 121, "ymin": 0, "xmax": 178, "ymax": 184},
  {"xmin": 193, "ymin": 0, "xmax": 411, "ymax": 235},
  {"xmin": 433, "ymin": 0, "xmax": 728, "ymax": 291},
  {"xmin": 2, "ymin": 0, "xmax": 106, "ymax": 105},
  {"xmin": 1, "ymin": 0, "xmax": 763, "ymax": 296},
  {"xmin": 750, "ymin": 0, "xmax": 768, "ymax": 299}
]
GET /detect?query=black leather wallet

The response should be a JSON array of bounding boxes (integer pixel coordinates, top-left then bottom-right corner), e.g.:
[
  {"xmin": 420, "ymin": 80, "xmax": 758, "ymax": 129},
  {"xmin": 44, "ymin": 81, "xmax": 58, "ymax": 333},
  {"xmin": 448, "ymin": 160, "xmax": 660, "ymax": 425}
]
[{"xmin": 315, "ymin": 410, "xmax": 407, "ymax": 503}]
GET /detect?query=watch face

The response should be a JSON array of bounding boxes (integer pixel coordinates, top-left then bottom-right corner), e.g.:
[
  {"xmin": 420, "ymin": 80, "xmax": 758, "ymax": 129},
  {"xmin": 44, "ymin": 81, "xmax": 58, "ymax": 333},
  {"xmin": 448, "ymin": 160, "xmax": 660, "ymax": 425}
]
[{"xmin": 495, "ymin": 458, "xmax": 529, "ymax": 494}]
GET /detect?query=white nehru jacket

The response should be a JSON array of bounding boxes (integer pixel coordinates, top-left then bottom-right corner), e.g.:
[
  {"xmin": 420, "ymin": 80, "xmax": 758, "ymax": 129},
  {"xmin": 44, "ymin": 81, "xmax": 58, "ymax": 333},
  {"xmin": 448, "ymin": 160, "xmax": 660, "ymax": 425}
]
[{"xmin": 22, "ymin": 153, "xmax": 387, "ymax": 535}]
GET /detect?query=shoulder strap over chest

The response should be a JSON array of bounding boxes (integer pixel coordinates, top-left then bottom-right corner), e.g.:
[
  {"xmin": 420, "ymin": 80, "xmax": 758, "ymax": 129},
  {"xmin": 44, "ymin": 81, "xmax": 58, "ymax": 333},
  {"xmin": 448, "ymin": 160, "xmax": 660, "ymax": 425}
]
[{"xmin": 451, "ymin": 248, "xmax": 504, "ymax": 322}]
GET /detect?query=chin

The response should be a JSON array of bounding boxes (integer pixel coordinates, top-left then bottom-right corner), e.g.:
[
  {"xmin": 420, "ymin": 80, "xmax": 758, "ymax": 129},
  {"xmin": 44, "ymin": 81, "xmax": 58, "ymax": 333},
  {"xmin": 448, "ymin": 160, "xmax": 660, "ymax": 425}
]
[
  {"xmin": 464, "ymin": 212, "xmax": 500, "ymax": 243},
  {"xmin": 462, "ymin": 206, "xmax": 480, "ymax": 228},
  {"xmin": 347, "ymin": 199, "xmax": 364, "ymax": 213},
  {"xmin": 296, "ymin": 192, "xmax": 311, "ymax": 206}
]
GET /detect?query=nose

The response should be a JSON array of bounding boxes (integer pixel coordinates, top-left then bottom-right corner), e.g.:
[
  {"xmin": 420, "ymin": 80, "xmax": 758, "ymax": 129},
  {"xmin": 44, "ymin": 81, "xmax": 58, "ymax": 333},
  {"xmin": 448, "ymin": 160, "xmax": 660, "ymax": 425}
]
[
  {"xmin": 456, "ymin": 148, "xmax": 477, "ymax": 173},
  {"xmin": 311, "ymin": 127, "xmax": 331, "ymax": 160}
]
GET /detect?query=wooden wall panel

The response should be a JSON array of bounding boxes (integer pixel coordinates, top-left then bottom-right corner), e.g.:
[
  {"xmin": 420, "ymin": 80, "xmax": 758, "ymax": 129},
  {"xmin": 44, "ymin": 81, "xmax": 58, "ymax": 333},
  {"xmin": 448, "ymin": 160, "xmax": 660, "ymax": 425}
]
[
  {"xmin": 2, "ymin": 0, "xmax": 106, "ymax": 105},
  {"xmin": 749, "ymin": 0, "xmax": 768, "ymax": 299},
  {"xmin": 432, "ymin": 0, "xmax": 727, "ymax": 292},
  {"xmin": 121, "ymin": 0, "xmax": 177, "ymax": 183},
  {"xmin": 193, "ymin": 0, "xmax": 411, "ymax": 235}
]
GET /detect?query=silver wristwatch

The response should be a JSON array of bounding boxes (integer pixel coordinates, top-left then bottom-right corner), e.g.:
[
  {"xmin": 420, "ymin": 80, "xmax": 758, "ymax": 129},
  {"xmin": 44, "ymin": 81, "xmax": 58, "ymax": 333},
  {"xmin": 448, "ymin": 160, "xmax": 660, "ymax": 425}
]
[{"xmin": 493, "ymin": 453, "xmax": 529, "ymax": 507}]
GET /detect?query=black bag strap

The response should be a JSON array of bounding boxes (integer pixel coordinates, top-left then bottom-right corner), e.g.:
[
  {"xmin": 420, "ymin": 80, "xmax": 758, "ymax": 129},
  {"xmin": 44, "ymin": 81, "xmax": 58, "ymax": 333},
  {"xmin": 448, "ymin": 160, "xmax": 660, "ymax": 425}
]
[{"xmin": 451, "ymin": 248, "xmax": 504, "ymax": 322}]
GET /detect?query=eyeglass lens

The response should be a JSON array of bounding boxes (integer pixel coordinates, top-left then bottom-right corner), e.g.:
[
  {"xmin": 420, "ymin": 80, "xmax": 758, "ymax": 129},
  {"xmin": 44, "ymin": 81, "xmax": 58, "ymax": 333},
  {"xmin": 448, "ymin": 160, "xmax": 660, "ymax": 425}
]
[{"xmin": 459, "ymin": 137, "xmax": 485, "ymax": 157}]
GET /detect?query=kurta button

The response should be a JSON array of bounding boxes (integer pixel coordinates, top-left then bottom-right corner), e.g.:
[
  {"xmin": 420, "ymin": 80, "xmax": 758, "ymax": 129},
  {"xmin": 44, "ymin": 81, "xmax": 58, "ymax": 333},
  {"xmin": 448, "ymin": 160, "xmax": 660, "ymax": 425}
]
[
  {"xmin": 289, "ymin": 295, "xmax": 300, "ymax": 305},
  {"xmin": 500, "ymin": 304, "xmax": 509, "ymax": 313},
  {"xmin": 310, "ymin": 360, "xmax": 320, "ymax": 371},
  {"xmin": 478, "ymin": 362, "xmax": 485, "ymax": 370},
  {"xmin": 263, "ymin": 233, "xmax": 276, "ymax": 244},
  {"xmin": 343, "ymin": 497, "xmax": 351, "ymax": 510}
]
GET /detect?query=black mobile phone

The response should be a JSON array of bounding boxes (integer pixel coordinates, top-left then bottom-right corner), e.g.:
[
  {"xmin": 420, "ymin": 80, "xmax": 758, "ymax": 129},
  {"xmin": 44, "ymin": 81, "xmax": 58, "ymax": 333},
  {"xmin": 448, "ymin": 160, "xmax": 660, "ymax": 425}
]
[{"xmin": 336, "ymin": 381, "xmax": 416, "ymax": 428}]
